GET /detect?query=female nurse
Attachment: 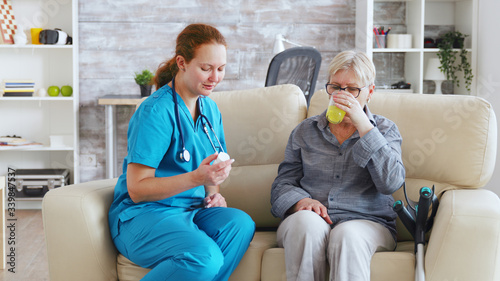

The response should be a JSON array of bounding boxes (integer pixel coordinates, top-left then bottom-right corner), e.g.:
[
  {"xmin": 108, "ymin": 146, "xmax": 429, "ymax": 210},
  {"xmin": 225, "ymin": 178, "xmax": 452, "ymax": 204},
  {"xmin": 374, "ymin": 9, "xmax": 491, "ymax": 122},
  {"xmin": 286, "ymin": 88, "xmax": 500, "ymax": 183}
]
[{"xmin": 108, "ymin": 23, "xmax": 255, "ymax": 281}]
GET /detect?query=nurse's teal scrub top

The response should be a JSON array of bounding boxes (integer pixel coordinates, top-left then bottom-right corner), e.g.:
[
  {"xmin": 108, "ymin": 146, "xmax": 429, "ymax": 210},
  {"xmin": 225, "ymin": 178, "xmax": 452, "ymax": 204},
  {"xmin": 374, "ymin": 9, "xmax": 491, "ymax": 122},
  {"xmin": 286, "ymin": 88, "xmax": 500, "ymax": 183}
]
[{"xmin": 108, "ymin": 84, "xmax": 227, "ymax": 240}]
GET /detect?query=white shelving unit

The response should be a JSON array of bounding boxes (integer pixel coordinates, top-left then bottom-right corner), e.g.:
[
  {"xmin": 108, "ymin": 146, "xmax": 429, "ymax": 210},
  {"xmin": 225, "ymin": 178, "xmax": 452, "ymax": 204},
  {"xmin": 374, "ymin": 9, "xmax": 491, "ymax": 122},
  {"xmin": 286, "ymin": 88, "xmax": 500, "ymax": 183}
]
[
  {"xmin": 356, "ymin": 0, "xmax": 478, "ymax": 95},
  {"xmin": 0, "ymin": 0, "xmax": 79, "ymax": 208}
]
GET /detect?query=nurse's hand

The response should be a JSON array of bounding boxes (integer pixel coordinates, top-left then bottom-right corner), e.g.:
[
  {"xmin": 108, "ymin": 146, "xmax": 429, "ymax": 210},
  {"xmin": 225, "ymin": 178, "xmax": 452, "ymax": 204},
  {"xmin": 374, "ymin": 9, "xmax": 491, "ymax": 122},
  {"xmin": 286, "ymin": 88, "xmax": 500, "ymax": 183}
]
[
  {"xmin": 204, "ymin": 192, "xmax": 227, "ymax": 208},
  {"xmin": 194, "ymin": 153, "xmax": 234, "ymax": 187}
]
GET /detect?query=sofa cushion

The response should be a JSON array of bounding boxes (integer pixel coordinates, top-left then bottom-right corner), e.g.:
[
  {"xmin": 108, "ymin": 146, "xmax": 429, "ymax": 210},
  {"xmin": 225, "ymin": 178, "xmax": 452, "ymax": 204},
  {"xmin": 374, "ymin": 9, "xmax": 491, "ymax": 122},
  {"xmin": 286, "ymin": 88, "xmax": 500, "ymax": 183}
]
[
  {"xmin": 229, "ymin": 231, "xmax": 278, "ymax": 281},
  {"xmin": 117, "ymin": 254, "xmax": 149, "ymax": 281},
  {"xmin": 370, "ymin": 244, "xmax": 415, "ymax": 281},
  {"xmin": 261, "ymin": 248, "xmax": 288, "ymax": 281},
  {"xmin": 261, "ymin": 242, "xmax": 415, "ymax": 281}
]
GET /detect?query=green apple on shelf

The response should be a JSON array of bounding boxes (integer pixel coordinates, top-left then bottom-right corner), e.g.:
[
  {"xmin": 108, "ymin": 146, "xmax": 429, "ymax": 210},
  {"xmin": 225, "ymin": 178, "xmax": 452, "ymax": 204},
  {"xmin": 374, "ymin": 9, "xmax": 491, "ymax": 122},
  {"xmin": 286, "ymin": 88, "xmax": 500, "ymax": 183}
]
[
  {"xmin": 61, "ymin": 85, "xmax": 73, "ymax": 97},
  {"xmin": 48, "ymin": 86, "xmax": 60, "ymax": 97}
]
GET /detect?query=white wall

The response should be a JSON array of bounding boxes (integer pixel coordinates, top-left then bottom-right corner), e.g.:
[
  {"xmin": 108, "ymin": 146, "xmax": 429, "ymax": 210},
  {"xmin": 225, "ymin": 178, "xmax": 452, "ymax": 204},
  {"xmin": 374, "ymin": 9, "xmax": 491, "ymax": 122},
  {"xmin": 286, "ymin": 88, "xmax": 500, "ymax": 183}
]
[{"xmin": 478, "ymin": 0, "xmax": 500, "ymax": 196}]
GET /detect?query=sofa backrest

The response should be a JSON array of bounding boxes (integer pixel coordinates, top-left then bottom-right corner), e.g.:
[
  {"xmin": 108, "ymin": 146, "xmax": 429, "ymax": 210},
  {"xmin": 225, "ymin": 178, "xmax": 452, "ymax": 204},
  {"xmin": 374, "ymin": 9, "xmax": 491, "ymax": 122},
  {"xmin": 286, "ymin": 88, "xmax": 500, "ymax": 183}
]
[
  {"xmin": 309, "ymin": 90, "xmax": 497, "ymax": 239},
  {"xmin": 211, "ymin": 84, "xmax": 308, "ymax": 228}
]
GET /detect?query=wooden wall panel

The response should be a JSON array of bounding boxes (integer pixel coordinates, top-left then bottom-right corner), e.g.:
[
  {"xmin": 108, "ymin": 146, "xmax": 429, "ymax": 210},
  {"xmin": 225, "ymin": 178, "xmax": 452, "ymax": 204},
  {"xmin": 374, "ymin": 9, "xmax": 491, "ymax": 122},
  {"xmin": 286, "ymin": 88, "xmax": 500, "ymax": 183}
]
[
  {"xmin": 78, "ymin": 0, "xmax": 359, "ymax": 182},
  {"xmin": 79, "ymin": 1, "xmax": 241, "ymax": 23},
  {"xmin": 79, "ymin": 22, "xmax": 182, "ymax": 51},
  {"xmin": 238, "ymin": 1, "xmax": 355, "ymax": 24}
]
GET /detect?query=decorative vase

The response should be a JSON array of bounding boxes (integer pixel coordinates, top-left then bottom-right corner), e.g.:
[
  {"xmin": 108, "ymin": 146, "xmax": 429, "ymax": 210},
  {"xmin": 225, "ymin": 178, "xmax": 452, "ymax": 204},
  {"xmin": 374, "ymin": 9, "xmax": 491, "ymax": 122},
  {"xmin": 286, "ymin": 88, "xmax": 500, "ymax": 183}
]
[{"xmin": 139, "ymin": 84, "xmax": 152, "ymax": 97}]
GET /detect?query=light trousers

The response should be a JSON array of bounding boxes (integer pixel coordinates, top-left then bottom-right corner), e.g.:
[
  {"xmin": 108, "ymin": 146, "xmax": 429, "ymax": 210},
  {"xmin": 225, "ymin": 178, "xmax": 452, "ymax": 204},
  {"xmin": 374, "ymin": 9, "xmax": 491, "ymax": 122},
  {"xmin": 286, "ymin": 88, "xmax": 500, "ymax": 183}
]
[
  {"xmin": 277, "ymin": 210, "xmax": 396, "ymax": 281},
  {"xmin": 113, "ymin": 206, "xmax": 255, "ymax": 281}
]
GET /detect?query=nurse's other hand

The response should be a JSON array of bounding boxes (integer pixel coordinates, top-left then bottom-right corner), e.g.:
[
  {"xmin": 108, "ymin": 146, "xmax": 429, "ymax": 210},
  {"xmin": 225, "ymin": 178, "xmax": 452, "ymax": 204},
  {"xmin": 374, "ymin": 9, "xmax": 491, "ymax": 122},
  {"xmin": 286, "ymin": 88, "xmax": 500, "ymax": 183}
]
[
  {"xmin": 204, "ymin": 192, "xmax": 227, "ymax": 208},
  {"xmin": 195, "ymin": 153, "xmax": 234, "ymax": 187}
]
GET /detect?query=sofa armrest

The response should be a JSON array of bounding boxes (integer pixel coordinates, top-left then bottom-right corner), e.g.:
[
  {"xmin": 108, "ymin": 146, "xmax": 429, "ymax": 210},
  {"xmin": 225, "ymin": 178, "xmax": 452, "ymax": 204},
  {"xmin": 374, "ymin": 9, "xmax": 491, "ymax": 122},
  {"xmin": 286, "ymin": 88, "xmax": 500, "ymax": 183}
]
[
  {"xmin": 42, "ymin": 178, "xmax": 118, "ymax": 281},
  {"xmin": 425, "ymin": 189, "xmax": 500, "ymax": 281}
]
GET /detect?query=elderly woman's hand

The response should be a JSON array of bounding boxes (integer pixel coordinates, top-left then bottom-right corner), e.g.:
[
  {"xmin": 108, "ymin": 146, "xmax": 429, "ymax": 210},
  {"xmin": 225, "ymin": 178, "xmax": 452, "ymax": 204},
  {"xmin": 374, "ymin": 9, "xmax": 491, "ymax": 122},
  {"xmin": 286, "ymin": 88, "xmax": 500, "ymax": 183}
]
[
  {"xmin": 291, "ymin": 198, "xmax": 333, "ymax": 224},
  {"xmin": 333, "ymin": 92, "xmax": 374, "ymax": 136}
]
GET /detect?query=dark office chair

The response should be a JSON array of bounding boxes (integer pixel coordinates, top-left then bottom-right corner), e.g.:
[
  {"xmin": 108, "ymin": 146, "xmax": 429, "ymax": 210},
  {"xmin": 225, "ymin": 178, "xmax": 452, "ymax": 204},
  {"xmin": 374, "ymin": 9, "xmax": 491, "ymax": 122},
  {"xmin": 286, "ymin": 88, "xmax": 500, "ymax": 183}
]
[{"xmin": 265, "ymin": 46, "xmax": 322, "ymax": 106}]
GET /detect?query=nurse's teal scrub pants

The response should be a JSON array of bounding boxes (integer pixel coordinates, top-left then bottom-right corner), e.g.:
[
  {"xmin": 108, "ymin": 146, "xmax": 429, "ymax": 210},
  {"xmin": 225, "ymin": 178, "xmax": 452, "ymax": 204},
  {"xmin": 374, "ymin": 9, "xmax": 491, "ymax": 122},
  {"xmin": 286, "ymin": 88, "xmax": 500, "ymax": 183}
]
[{"xmin": 113, "ymin": 205, "xmax": 255, "ymax": 281}]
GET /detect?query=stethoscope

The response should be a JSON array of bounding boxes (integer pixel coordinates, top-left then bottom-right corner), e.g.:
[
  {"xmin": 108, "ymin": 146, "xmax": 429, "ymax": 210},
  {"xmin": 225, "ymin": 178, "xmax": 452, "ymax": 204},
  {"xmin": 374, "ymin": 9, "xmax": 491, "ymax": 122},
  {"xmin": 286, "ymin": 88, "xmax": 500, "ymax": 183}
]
[{"xmin": 172, "ymin": 78, "xmax": 226, "ymax": 162}]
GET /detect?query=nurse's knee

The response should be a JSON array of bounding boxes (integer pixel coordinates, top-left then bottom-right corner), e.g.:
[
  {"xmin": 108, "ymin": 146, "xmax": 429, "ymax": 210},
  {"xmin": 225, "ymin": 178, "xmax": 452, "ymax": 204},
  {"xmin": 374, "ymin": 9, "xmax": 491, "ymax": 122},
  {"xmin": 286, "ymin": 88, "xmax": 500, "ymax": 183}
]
[
  {"xmin": 237, "ymin": 209, "xmax": 256, "ymax": 232},
  {"xmin": 226, "ymin": 208, "xmax": 256, "ymax": 236},
  {"xmin": 150, "ymin": 246, "xmax": 223, "ymax": 280},
  {"xmin": 185, "ymin": 243, "xmax": 225, "ymax": 277}
]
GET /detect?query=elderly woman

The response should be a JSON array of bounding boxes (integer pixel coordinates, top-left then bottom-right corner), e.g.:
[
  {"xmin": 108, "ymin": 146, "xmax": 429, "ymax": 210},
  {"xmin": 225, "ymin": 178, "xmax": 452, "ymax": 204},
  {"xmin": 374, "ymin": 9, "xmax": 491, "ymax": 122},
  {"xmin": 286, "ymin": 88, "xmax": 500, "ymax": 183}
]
[{"xmin": 271, "ymin": 50, "xmax": 405, "ymax": 281}]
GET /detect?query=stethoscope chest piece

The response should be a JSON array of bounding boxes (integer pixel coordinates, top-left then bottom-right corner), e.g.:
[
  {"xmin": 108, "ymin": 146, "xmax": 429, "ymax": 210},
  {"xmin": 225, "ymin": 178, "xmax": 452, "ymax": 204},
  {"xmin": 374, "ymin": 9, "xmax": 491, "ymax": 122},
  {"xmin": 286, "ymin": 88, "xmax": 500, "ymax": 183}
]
[{"xmin": 180, "ymin": 148, "xmax": 191, "ymax": 162}]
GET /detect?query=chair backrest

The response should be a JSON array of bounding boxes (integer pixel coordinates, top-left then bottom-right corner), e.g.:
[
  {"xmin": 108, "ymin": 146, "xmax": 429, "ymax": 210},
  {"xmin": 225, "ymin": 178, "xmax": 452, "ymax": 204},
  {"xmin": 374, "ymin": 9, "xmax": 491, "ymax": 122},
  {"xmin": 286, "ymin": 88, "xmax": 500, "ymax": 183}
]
[{"xmin": 265, "ymin": 46, "xmax": 322, "ymax": 106}]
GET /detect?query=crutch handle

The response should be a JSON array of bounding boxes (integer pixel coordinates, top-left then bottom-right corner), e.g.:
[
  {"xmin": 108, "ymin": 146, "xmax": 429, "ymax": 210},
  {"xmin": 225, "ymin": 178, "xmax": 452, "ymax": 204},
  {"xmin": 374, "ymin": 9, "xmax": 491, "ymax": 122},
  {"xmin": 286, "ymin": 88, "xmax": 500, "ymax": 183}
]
[
  {"xmin": 426, "ymin": 186, "xmax": 440, "ymax": 232},
  {"xmin": 393, "ymin": 200, "xmax": 416, "ymax": 237},
  {"xmin": 415, "ymin": 187, "xmax": 433, "ymax": 245}
]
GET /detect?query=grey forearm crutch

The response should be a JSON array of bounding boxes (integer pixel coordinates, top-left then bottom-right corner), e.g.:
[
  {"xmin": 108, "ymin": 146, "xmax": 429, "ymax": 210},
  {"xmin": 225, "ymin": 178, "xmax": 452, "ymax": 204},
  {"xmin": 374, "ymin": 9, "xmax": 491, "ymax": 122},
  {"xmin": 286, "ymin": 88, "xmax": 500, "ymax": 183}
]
[{"xmin": 393, "ymin": 184, "xmax": 439, "ymax": 281}]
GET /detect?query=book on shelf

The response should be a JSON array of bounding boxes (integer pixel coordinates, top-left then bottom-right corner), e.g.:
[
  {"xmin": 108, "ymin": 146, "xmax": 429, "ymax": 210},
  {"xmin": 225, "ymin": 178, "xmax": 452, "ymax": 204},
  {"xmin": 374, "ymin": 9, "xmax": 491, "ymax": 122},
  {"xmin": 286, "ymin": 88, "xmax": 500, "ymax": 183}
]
[
  {"xmin": 5, "ymin": 83, "xmax": 35, "ymax": 88},
  {"xmin": 4, "ymin": 88, "xmax": 35, "ymax": 92},
  {"xmin": 1, "ymin": 79, "xmax": 35, "ymax": 97},
  {"xmin": 3, "ymin": 92, "xmax": 33, "ymax": 97},
  {"xmin": 2, "ymin": 79, "xmax": 35, "ymax": 86},
  {"xmin": 0, "ymin": 0, "xmax": 17, "ymax": 45},
  {"xmin": 0, "ymin": 136, "xmax": 43, "ymax": 150},
  {"xmin": 0, "ymin": 143, "xmax": 43, "ymax": 150}
]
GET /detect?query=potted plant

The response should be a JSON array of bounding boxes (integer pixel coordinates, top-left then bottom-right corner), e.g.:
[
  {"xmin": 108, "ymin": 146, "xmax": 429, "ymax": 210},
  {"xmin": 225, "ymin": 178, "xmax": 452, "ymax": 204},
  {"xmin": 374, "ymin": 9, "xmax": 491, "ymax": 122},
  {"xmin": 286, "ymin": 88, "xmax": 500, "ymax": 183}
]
[
  {"xmin": 436, "ymin": 31, "xmax": 473, "ymax": 92},
  {"xmin": 134, "ymin": 69, "xmax": 154, "ymax": 97}
]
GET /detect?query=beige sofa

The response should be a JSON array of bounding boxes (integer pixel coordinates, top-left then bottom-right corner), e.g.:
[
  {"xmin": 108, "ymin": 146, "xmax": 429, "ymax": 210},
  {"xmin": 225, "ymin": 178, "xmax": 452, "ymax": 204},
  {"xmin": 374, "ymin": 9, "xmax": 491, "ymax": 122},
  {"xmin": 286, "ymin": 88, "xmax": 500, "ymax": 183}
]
[{"xmin": 43, "ymin": 84, "xmax": 500, "ymax": 281}]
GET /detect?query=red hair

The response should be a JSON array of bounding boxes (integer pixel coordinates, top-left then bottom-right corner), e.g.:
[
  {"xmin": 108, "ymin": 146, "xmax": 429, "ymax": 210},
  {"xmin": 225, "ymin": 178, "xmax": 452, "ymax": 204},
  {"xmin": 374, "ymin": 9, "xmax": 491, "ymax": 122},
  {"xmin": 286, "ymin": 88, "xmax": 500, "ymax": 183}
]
[{"xmin": 154, "ymin": 23, "xmax": 227, "ymax": 89}]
